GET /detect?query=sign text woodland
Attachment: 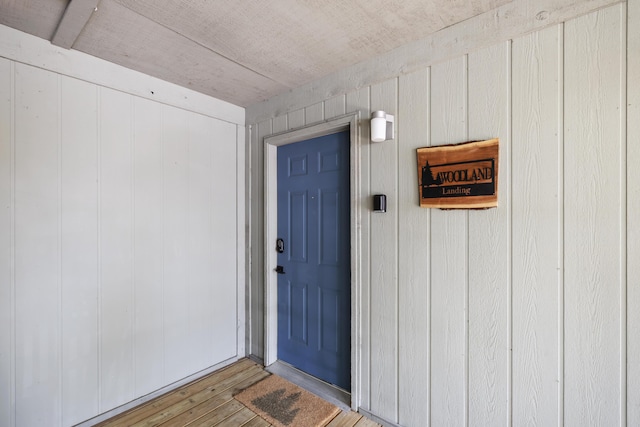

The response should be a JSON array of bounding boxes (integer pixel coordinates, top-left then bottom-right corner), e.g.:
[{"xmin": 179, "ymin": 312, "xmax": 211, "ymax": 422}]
[{"xmin": 417, "ymin": 139, "xmax": 499, "ymax": 209}]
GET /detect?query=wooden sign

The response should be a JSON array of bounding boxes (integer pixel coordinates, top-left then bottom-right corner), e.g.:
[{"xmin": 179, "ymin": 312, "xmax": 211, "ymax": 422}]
[{"xmin": 417, "ymin": 138, "xmax": 499, "ymax": 209}]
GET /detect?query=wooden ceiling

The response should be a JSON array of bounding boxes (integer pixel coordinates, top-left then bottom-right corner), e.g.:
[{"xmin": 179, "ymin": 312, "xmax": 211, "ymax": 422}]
[{"xmin": 0, "ymin": 0, "xmax": 510, "ymax": 107}]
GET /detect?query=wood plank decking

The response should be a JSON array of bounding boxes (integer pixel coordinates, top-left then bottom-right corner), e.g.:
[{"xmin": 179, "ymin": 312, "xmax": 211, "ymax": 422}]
[{"xmin": 96, "ymin": 359, "xmax": 379, "ymax": 427}]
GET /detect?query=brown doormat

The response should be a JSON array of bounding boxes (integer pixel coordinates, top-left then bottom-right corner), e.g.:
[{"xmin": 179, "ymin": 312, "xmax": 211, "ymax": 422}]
[{"xmin": 234, "ymin": 374, "xmax": 341, "ymax": 427}]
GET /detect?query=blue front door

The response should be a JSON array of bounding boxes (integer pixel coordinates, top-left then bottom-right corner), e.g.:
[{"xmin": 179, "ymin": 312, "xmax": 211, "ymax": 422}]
[{"xmin": 276, "ymin": 131, "xmax": 351, "ymax": 391}]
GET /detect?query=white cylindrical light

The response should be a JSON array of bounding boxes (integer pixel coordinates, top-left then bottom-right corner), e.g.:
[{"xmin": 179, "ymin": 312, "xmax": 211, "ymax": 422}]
[{"xmin": 371, "ymin": 111, "xmax": 387, "ymax": 142}]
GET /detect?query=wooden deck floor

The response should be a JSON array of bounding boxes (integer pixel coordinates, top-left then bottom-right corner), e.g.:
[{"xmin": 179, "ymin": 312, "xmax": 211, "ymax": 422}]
[{"xmin": 96, "ymin": 358, "xmax": 380, "ymax": 427}]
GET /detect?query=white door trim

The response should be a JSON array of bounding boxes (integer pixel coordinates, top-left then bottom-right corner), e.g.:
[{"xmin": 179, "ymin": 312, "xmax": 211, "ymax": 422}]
[{"xmin": 263, "ymin": 112, "xmax": 362, "ymax": 410}]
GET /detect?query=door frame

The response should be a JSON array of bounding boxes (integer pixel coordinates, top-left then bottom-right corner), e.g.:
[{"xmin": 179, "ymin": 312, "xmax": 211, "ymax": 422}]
[{"xmin": 263, "ymin": 112, "xmax": 362, "ymax": 410}]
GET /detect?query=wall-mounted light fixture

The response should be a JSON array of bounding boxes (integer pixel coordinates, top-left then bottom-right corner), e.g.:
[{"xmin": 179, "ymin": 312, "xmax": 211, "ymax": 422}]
[{"xmin": 370, "ymin": 110, "xmax": 395, "ymax": 142}]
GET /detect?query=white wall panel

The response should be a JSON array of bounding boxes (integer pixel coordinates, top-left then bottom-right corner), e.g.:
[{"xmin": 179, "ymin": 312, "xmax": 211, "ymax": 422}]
[
  {"xmin": 397, "ymin": 67, "xmax": 430, "ymax": 427},
  {"xmin": 236, "ymin": 124, "xmax": 246, "ymax": 359},
  {"xmin": 467, "ymin": 42, "xmax": 511, "ymax": 427},
  {"xmin": 429, "ymin": 56, "xmax": 469, "ymax": 427},
  {"xmin": 162, "ymin": 105, "xmax": 191, "ymax": 383},
  {"xmin": 249, "ymin": 120, "xmax": 271, "ymax": 358},
  {"xmin": 188, "ymin": 113, "xmax": 215, "ymax": 373},
  {"xmin": 0, "ymin": 57, "xmax": 12, "ymax": 427},
  {"xmin": 133, "ymin": 97, "xmax": 164, "ymax": 396},
  {"xmin": 272, "ymin": 114, "xmax": 288, "ymax": 134},
  {"xmin": 60, "ymin": 76, "xmax": 99, "ymax": 425},
  {"xmin": 14, "ymin": 63, "xmax": 61, "ymax": 426},
  {"xmin": 288, "ymin": 109, "xmax": 305, "ymax": 130},
  {"xmin": 0, "ymin": 45, "xmax": 244, "ymax": 426},
  {"xmin": 99, "ymin": 87, "xmax": 135, "ymax": 411},
  {"xmin": 210, "ymin": 118, "xmax": 240, "ymax": 363},
  {"xmin": 564, "ymin": 6, "xmax": 625, "ymax": 426},
  {"xmin": 511, "ymin": 25, "xmax": 562, "ymax": 427},
  {"xmin": 325, "ymin": 95, "xmax": 346, "ymax": 118},
  {"xmin": 369, "ymin": 79, "xmax": 398, "ymax": 422},
  {"xmin": 305, "ymin": 102, "xmax": 324, "ymax": 124},
  {"xmin": 628, "ymin": 0, "xmax": 640, "ymax": 424}
]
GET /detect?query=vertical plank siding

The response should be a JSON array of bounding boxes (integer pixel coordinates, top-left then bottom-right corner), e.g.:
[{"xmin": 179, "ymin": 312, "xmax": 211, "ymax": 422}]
[
  {"xmin": 305, "ymin": 102, "xmax": 324, "ymax": 124},
  {"xmin": 0, "ymin": 57, "xmax": 11, "ymax": 426},
  {"xmin": 162, "ymin": 106, "xmax": 190, "ymax": 384},
  {"xmin": 209, "ymin": 119, "xmax": 242, "ymax": 364},
  {"xmin": 14, "ymin": 64, "xmax": 61, "ymax": 426},
  {"xmin": 564, "ymin": 7, "xmax": 625, "ymax": 426},
  {"xmin": 60, "ymin": 76, "xmax": 100, "ymax": 425},
  {"xmin": 99, "ymin": 88, "xmax": 135, "ymax": 411},
  {"xmin": 187, "ymin": 113, "xmax": 215, "ymax": 373},
  {"xmin": 397, "ymin": 68, "xmax": 430, "ymax": 427},
  {"xmin": 628, "ymin": 0, "xmax": 640, "ymax": 424},
  {"xmin": 249, "ymin": 120, "xmax": 272, "ymax": 359},
  {"xmin": 467, "ymin": 42, "xmax": 511, "ymax": 427},
  {"xmin": 0, "ymin": 59, "xmax": 244, "ymax": 425},
  {"xmin": 247, "ymin": 3, "xmax": 634, "ymax": 426},
  {"xmin": 369, "ymin": 79, "xmax": 399, "ymax": 422},
  {"xmin": 511, "ymin": 26, "xmax": 562, "ymax": 427},
  {"xmin": 429, "ymin": 56, "xmax": 468, "ymax": 427},
  {"xmin": 133, "ymin": 97, "xmax": 165, "ymax": 396}
]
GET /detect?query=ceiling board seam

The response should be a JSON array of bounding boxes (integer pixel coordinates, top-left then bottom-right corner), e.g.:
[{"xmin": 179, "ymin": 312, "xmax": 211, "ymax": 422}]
[
  {"xmin": 52, "ymin": 0, "xmax": 101, "ymax": 49},
  {"xmin": 112, "ymin": 0, "xmax": 290, "ymax": 89}
]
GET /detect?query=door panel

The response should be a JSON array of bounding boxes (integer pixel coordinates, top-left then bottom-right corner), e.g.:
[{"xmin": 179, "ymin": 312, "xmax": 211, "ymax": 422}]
[
  {"xmin": 277, "ymin": 131, "xmax": 350, "ymax": 390},
  {"xmin": 319, "ymin": 287, "xmax": 340, "ymax": 353},
  {"xmin": 287, "ymin": 280, "xmax": 308, "ymax": 344},
  {"xmin": 289, "ymin": 191, "xmax": 307, "ymax": 263},
  {"xmin": 319, "ymin": 189, "xmax": 340, "ymax": 265}
]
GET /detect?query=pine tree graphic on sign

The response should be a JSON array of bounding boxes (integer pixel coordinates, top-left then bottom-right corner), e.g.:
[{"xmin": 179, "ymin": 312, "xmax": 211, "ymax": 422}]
[
  {"xmin": 422, "ymin": 160, "xmax": 442, "ymax": 198},
  {"xmin": 422, "ymin": 160, "xmax": 442, "ymax": 186}
]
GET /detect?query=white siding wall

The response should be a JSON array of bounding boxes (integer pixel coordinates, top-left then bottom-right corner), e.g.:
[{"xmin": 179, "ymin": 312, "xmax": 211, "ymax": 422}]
[
  {"xmin": 0, "ymin": 30, "xmax": 245, "ymax": 426},
  {"xmin": 247, "ymin": 3, "xmax": 637, "ymax": 425},
  {"xmin": 628, "ymin": 0, "xmax": 640, "ymax": 424}
]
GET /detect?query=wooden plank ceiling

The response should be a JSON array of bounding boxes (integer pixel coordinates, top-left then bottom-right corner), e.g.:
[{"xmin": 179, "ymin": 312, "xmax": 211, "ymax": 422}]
[{"xmin": 0, "ymin": 0, "xmax": 511, "ymax": 107}]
